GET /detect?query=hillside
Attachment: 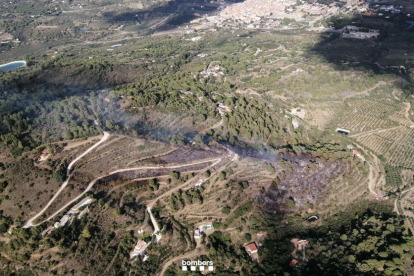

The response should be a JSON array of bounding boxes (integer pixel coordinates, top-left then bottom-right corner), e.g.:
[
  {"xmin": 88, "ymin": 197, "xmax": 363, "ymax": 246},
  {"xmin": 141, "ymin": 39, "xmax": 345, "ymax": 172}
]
[{"xmin": 1, "ymin": 0, "xmax": 414, "ymax": 275}]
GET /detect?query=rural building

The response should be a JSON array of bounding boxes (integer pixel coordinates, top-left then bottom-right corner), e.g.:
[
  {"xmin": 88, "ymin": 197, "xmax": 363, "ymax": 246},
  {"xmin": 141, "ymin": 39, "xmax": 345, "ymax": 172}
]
[
  {"xmin": 306, "ymin": 215, "xmax": 319, "ymax": 222},
  {"xmin": 38, "ymin": 150, "xmax": 50, "ymax": 162},
  {"xmin": 130, "ymin": 240, "xmax": 148, "ymax": 259},
  {"xmin": 297, "ymin": 240, "xmax": 309, "ymax": 250},
  {"xmin": 194, "ymin": 229, "xmax": 201, "ymax": 239},
  {"xmin": 54, "ymin": 214, "xmax": 71, "ymax": 228},
  {"xmin": 291, "ymin": 239, "xmax": 309, "ymax": 250},
  {"xmin": 343, "ymin": 25, "xmax": 361, "ymax": 31},
  {"xmin": 342, "ymin": 31, "xmax": 380, "ymax": 39},
  {"xmin": 292, "ymin": 118, "xmax": 299, "ymax": 129},
  {"xmin": 195, "ymin": 179, "xmax": 205, "ymax": 187},
  {"xmin": 290, "ymin": 259, "xmax": 299, "ymax": 266},
  {"xmin": 335, "ymin": 128, "xmax": 350, "ymax": 135},
  {"xmin": 78, "ymin": 207, "xmax": 90, "ymax": 218},
  {"xmin": 245, "ymin": 242, "xmax": 258, "ymax": 255},
  {"xmin": 70, "ymin": 197, "xmax": 94, "ymax": 214},
  {"xmin": 352, "ymin": 149, "xmax": 366, "ymax": 162}
]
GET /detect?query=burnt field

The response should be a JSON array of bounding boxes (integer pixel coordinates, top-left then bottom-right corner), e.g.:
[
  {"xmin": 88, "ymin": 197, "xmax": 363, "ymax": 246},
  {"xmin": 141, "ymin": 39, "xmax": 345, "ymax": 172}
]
[{"xmin": 256, "ymin": 159, "xmax": 351, "ymax": 213}]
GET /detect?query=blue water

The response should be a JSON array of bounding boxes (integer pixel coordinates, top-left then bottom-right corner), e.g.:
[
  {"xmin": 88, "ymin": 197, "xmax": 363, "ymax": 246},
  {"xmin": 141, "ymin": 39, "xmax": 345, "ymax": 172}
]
[{"xmin": 0, "ymin": 61, "xmax": 26, "ymax": 71}]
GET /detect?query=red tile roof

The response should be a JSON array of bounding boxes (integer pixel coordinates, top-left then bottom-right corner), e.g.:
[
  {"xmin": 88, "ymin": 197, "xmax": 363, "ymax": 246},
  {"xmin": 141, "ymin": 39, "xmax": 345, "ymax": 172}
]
[
  {"xmin": 353, "ymin": 150, "xmax": 361, "ymax": 156},
  {"xmin": 246, "ymin": 242, "xmax": 258, "ymax": 253},
  {"xmin": 290, "ymin": 259, "xmax": 298, "ymax": 266}
]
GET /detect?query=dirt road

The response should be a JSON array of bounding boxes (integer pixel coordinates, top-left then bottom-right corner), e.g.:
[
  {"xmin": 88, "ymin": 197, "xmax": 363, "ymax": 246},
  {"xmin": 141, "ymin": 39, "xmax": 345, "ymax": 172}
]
[
  {"xmin": 147, "ymin": 158, "xmax": 222, "ymax": 209},
  {"xmin": 25, "ymin": 157, "xmax": 221, "ymax": 227},
  {"xmin": 394, "ymin": 186, "xmax": 414, "ymax": 215},
  {"xmin": 23, "ymin": 132, "xmax": 110, "ymax": 228},
  {"xmin": 159, "ymin": 250, "xmax": 205, "ymax": 276}
]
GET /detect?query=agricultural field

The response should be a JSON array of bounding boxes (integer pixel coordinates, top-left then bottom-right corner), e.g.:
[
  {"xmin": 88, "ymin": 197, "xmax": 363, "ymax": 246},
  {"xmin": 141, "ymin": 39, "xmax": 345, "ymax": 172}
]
[{"xmin": 388, "ymin": 129, "xmax": 414, "ymax": 169}]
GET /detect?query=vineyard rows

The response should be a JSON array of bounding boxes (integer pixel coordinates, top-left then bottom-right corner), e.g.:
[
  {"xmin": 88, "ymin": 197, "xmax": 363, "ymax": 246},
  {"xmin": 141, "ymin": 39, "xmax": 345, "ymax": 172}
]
[
  {"xmin": 389, "ymin": 109, "xmax": 414, "ymax": 127},
  {"xmin": 388, "ymin": 129, "xmax": 414, "ymax": 169},
  {"xmin": 339, "ymin": 113, "xmax": 397, "ymax": 133},
  {"xmin": 376, "ymin": 125, "xmax": 409, "ymax": 141},
  {"xmin": 345, "ymin": 99, "xmax": 397, "ymax": 118},
  {"xmin": 356, "ymin": 134, "xmax": 392, "ymax": 156}
]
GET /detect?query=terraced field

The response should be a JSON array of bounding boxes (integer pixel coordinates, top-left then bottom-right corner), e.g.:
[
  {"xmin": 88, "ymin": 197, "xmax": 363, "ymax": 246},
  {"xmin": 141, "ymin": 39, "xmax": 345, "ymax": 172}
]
[
  {"xmin": 304, "ymin": 82, "xmax": 414, "ymax": 178},
  {"xmin": 77, "ymin": 136, "xmax": 173, "ymax": 174},
  {"xmin": 376, "ymin": 125, "xmax": 410, "ymax": 140},
  {"xmin": 356, "ymin": 134, "xmax": 392, "ymax": 156},
  {"xmin": 388, "ymin": 129, "xmax": 414, "ymax": 169}
]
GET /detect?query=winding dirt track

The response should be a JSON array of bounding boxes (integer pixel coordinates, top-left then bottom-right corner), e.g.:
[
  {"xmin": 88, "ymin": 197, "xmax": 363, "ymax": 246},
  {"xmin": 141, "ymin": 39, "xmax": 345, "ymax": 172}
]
[
  {"xmin": 159, "ymin": 250, "xmax": 205, "ymax": 276},
  {"xmin": 23, "ymin": 131, "xmax": 225, "ymax": 228},
  {"xmin": 23, "ymin": 132, "xmax": 110, "ymax": 228},
  {"xmin": 25, "ymin": 158, "xmax": 221, "ymax": 228}
]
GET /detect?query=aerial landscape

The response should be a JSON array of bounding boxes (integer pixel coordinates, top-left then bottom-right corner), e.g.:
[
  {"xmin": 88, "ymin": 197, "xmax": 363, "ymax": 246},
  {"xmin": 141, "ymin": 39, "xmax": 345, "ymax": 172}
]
[{"xmin": 1, "ymin": 0, "xmax": 414, "ymax": 275}]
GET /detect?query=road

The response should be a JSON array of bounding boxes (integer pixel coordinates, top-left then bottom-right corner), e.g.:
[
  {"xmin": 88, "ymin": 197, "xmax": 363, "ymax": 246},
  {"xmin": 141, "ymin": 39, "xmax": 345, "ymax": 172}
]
[
  {"xmin": 159, "ymin": 250, "xmax": 205, "ymax": 276},
  {"xmin": 66, "ymin": 132, "xmax": 110, "ymax": 176},
  {"xmin": 23, "ymin": 132, "xmax": 110, "ymax": 228},
  {"xmin": 147, "ymin": 206, "xmax": 162, "ymax": 243},
  {"xmin": 351, "ymin": 141, "xmax": 384, "ymax": 197},
  {"xmin": 24, "ymin": 157, "xmax": 222, "ymax": 228},
  {"xmin": 394, "ymin": 186, "xmax": 414, "ymax": 235},
  {"xmin": 394, "ymin": 186, "xmax": 414, "ymax": 216},
  {"xmin": 367, "ymin": 155, "xmax": 382, "ymax": 197},
  {"xmin": 147, "ymin": 158, "xmax": 223, "ymax": 209}
]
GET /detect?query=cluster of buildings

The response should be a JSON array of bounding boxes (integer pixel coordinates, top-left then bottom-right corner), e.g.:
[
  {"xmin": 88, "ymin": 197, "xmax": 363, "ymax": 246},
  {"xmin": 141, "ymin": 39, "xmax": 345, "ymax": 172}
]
[
  {"xmin": 218, "ymin": 0, "xmax": 316, "ymax": 21},
  {"xmin": 341, "ymin": 25, "xmax": 380, "ymax": 39},
  {"xmin": 326, "ymin": 25, "xmax": 380, "ymax": 40},
  {"xmin": 54, "ymin": 197, "xmax": 94, "ymax": 228},
  {"xmin": 342, "ymin": 31, "xmax": 379, "ymax": 39},
  {"xmin": 290, "ymin": 238, "xmax": 309, "ymax": 264},
  {"xmin": 187, "ymin": 0, "xmax": 342, "ymax": 30},
  {"xmin": 200, "ymin": 61, "xmax": 224, "ymax": 78},
  {"xmin": 40, "ymin": 197, "xmax": 93, "ymax": 238},
  {"xmin": 374, "ymin": 4, "xmax": 402, "ymax": 14}
]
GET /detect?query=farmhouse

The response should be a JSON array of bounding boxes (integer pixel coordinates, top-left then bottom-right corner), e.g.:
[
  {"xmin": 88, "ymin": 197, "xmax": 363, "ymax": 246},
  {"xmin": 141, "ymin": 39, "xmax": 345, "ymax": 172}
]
[
  {"xmin": 291, "ymin": 238, "xmax": 309, "ymax": 250},
  {"xmin": 130, "ymin": 240, "xmax": 148, "ymax": 259},
  {"xmin": 245, "ymin": 242, "xmax": 258, "ymax": 255},
  {"xmin": 194, "ymin": 229, "xmax": 201, "ymax": 239},
  {"xmin": 195, "ymin": 179, "xmax": 205, "ymax": 187},
  {"xmin": 352, "ymin": 149, "xmax": 366, "ymax": 162},
  {"xmin": 38, "ymin": 150, "xmax": 50, "ymax": 162}
]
